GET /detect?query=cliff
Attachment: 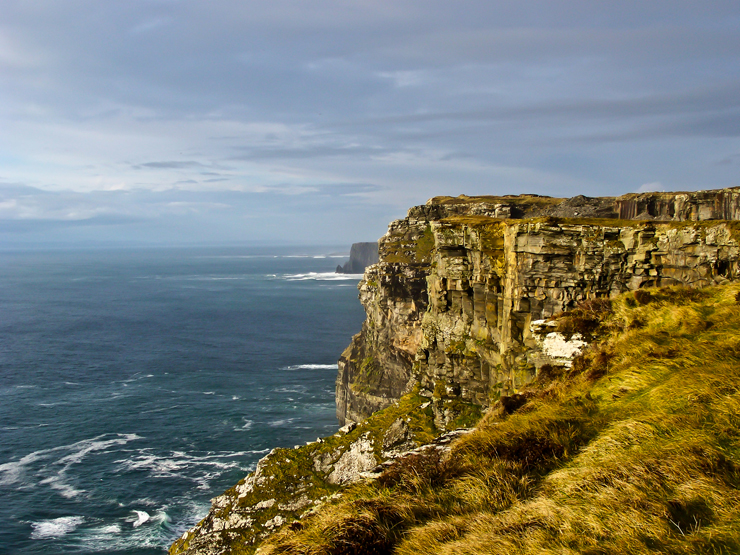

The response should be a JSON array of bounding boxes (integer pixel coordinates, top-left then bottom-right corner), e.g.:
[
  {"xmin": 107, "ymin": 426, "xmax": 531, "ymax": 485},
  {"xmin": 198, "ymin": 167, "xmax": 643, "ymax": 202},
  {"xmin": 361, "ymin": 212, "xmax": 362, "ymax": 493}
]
[
  {"xmin": 261, "ymin": 282, "xmax": 740, "ymax": 554},
  {"xmin": 337, "ymin": 188, "xmax": 740, "ymax": 427},
  {"xmin": 335, "ymin": 242, "xmax": 379, "ymax": 274},
  {"xmin": 171, "ymin": 187, "xmax": 740, "ymax": 555}
]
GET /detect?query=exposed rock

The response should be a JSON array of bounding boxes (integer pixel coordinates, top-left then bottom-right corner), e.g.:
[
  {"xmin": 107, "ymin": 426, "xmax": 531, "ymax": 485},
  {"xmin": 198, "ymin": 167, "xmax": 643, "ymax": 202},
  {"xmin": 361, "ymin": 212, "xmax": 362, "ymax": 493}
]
[
  {"xmin": 530, "ymin": 319, "xmax": 587, "ymax": 368},
  {"xmin": 171, "ymin": 187, "xmax": 740, "ymax": 555},
  {"xmin": 336, "ymin": 242, "xmax": 380, "ymax": 274},
  {"xmin": 327, "ymin": 432, "xmax": 377, "ymax": 485},
  {"xmin": 337, "ymin": 188, "xmax": 740, "ymax": 425},
  {"xmin": 381, "ymin": 418, "xmax": 417, "ymax": 457}
]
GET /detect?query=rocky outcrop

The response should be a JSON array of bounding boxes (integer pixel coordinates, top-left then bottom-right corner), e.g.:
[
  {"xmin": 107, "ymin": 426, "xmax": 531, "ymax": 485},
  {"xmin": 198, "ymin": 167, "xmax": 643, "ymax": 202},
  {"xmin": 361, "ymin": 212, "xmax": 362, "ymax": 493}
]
[
  {"xmin": 616, "ymin": 189, "xmax": 740, "ymax": 221},
  {"xmin": 169, "ymin": 391, "xmax": 463, "ymax": 555},
  {"xmin": 337, "ymin": 188, "xmax": 740, "ymax": 426},
  {"xmin": 335, "ymin": 242, "xmax": 379, "ymax": 274}
]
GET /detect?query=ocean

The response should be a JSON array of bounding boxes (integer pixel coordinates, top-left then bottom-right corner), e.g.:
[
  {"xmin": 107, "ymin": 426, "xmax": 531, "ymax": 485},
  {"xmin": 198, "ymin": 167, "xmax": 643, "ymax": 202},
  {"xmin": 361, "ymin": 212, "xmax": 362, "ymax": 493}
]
[{"xmin": 0, "ymin": 246, "xmax": 366, "ymax": 555}]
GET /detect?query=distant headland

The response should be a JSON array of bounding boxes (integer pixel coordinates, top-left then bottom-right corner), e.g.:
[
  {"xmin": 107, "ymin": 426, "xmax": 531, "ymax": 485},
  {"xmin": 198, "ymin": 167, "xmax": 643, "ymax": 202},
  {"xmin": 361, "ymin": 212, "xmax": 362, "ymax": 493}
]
[{"xmin": 335, "ymin": 242, "xmax": 379, "ymax": 274}]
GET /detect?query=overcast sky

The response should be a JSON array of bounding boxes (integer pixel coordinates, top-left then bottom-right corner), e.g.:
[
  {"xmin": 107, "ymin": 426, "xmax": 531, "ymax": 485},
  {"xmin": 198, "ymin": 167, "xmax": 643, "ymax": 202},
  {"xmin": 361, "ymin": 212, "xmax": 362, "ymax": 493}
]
[{"xmin": 2, "ymin": 1, "xmax": 740, "ymax": 247}]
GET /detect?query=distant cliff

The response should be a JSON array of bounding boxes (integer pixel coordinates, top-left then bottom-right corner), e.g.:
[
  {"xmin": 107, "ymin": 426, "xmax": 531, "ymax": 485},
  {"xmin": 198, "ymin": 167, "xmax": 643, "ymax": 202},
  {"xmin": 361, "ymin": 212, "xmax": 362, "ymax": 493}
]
[
  {"xmin": 336, "ymin": 188, "xmax": 740, "ymax": 426},
  {"xmin": 335, "ymin": 242, "xmax": 379, "ymax": 274}
]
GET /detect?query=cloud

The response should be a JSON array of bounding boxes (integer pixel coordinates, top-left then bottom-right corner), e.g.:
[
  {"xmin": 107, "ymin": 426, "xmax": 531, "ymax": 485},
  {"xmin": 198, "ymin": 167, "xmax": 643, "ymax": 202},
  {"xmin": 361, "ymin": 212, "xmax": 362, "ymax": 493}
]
[
  {"xmin": 137, "ymin": 161, "xmax": 210, "ymax": 170},
  {"xmin": 636, "ymin": 182, "xmax": 665, "ymax": 193},
  {"xmin": 2, "ymin": 1, "xmax": 740, "ymax": 245}
]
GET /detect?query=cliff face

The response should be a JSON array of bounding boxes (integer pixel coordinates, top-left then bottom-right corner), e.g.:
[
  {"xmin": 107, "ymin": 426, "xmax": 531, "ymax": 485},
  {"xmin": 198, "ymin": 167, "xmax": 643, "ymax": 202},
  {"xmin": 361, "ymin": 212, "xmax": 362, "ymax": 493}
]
[
  {"xmin": 335, "ymin": 242, "xmax": 379, "ymax": 274},
  {"xmin": 337, "ymin": 188, "xmax": 740, "ymax": 426},
  {"xmin": 171, "ymin": 187, "xmax": 740, "ymax": 555}
]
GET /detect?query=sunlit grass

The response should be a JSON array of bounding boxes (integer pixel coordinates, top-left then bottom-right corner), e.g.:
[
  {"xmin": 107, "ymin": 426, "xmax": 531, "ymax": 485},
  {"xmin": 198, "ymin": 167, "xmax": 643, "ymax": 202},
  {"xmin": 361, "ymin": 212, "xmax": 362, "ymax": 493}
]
[{"xmin": 260, "ymin": 283, "xmax": 740, "ymax": 555}]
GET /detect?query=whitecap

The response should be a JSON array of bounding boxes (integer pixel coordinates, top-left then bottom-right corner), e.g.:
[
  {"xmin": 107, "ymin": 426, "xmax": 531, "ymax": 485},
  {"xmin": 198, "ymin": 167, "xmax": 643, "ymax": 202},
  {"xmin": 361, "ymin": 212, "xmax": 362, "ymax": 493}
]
[
  {"xmin": 132, "ymin": 510, "xmax": 150, "ymax": 528},
  {"xmin": 268, "ymin": 418, "xmax": 295, "ymax": 427},
  {"xmin": 274, "ymin": 385, "xmax": 308, "ymax": 394},
  {"xmin": 30, "ymin": 516, "xmax": 85, "ymax": 540},
  {"xmin": 231, "ymin": 395, "xmax": 240, "ymax": 400},
  {"xmin": 282, "ymin": 272, "xmax": 363, "ymax": 281},
  {"xmin": 283, "ymin": 363, "xmax": 337, "ymax": 371},
  {"xmin": 203, "ymin": 391, "xmax": 215, "ymax": 395},
  {"xmin": 0, "ymin": 433, "xmax": 142, "ymax": 490},
  {"xmin": 39, "ymin": 475, "xmax": 84, "ymax": 498},
  {"xmin": 90, "ymin": 523, "xmax": 122, "ymax": 536}
]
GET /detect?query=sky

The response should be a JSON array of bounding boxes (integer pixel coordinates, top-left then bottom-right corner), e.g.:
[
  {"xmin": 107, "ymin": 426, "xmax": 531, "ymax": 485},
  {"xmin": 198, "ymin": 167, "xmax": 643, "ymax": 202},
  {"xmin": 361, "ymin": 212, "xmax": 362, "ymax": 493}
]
[{"xmin": 1, "ymin": 1, "xmax": 740, "ymax": 247}]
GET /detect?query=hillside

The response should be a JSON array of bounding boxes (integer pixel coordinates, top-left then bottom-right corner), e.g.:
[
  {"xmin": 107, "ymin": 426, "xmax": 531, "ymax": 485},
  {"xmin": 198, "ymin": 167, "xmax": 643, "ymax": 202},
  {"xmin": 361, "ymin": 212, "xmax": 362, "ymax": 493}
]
[
  {"xmin": 260, "ymin": 283, "xmax": 740, "ymax": 554},
  {"xmin": 171, "ymin": 189, "xmax": 740, "ymax": 555}
]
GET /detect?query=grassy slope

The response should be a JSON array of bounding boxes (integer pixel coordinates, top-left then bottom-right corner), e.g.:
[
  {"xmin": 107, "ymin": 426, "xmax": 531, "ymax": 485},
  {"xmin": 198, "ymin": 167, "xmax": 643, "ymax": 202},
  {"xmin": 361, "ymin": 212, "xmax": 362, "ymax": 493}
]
[{"xmin": 260, "ymin": 284, "xmax": 740, "ymax": 555}]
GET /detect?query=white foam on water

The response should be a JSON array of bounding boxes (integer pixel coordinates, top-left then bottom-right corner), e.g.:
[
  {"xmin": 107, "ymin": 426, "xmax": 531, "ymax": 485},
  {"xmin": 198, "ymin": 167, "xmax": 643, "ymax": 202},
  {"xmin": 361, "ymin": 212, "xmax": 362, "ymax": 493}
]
[
  {"xmin": 231, "ymin": 395, "xmax": 241, "ymax": 400},
  {"xmin": 77, "ymin": 509, "xmax": 171, "ymax": 552},
  {"xmin": 274, "ymin": 385, "xmax": 308, "ymax": 394},
  {"xmin": 268, "ymin": 418, "xmax": 295, "ymax": 427},
  {"xmin": 39, "ymin": 475, "xmax": 84, "ymax": 498},
  {"xmin": 203, "ymin": 391, "xmax": 215, "ymax": 395},
  {"xmin": 96, "ymin": 524, "xmax": 122, "ymax": 534},
  {"xmin": 283, "ymin": 364, "xmax": 337, "ymax": 371},
  {"xmin": 132, "ymin": 510, "xmax": 150, "ymax": 528},
  {"xmin": 281, "ymin": 272, "xmax": 363, "ymax": 281},
  {"xmin": 140, "ymin": 404, "xmax": 181, "ymax": 414},
  {"xmin": 115, "ymin": 448, "xmax": 263, "ymax": 486},
  {"xmin": 30, "ymin": 516, "xmax": 85, "ymax": 540},
  {"xmin": 0, "ymin": 433, "xmax": 142, "ymax": 493}
]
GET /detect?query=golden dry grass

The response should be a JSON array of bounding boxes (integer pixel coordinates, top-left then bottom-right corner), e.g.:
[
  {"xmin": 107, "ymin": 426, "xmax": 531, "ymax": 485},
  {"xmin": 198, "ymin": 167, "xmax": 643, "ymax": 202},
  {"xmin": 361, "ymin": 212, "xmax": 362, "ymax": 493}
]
[{"xmin": 260, "ymin": 284, "xmax": 740, "ymax": 555}]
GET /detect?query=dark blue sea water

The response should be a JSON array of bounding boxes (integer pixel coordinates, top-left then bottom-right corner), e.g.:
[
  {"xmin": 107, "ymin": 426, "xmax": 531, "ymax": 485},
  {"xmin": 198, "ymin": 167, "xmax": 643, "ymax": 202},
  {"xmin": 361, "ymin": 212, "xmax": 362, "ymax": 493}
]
[{"xmin": 0, "ymin": 247, "xmax": 365, "ymax": 555}]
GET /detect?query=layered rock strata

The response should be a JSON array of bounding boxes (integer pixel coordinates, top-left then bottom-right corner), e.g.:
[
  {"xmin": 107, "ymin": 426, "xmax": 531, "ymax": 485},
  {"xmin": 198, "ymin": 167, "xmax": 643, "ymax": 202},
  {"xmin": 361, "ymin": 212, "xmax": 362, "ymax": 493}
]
[{"xmin": 337, "ymin": 188, "xmax": 740, "ymax": 426}]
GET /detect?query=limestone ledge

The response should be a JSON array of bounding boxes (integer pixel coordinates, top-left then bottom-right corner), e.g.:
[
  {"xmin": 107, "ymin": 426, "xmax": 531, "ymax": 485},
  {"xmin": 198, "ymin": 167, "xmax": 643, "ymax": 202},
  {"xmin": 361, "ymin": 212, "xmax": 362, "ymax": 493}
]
[{"xmin": 337, "ymin": 188, "xmax": 740, "ymax": 427}]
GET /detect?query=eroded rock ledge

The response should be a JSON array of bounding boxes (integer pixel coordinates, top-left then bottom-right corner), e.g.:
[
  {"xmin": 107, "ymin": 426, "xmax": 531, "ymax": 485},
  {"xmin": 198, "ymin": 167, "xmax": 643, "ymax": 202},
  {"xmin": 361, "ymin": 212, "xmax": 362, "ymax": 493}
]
[{"xmin": 336, "ymin": 188, "xmax": 740, "ymax": 426}]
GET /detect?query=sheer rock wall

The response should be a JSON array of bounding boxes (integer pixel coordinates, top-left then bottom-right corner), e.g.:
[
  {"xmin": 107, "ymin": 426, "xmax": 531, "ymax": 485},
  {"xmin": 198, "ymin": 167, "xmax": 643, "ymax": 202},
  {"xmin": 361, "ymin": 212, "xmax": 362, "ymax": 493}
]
[{"xmin": 337, "ymin": 188, "xmax": 740, "ymax": 426}]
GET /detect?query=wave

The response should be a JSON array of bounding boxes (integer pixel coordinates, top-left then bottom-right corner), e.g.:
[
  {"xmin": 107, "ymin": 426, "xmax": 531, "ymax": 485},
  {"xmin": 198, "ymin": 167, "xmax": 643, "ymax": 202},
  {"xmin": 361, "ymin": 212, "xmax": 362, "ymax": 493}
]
[
  {"xmin": 280, "ymin": 272, "xmax": 363, "ymax": 281},
  {"xmin": 273, "ymin": 385, "xmax": 308, "ymax": 394},
  {"xmin": 283, "ymin": 364, "xmax": 338, "ymax": 371},
  {"xmin": 0, "ymin": 433, "xmax": 142, "ymax": 491},
  {"xmin": 268, "ymin": 418, "xmax": 296, "ymax": 427},
  {"xmin": 30, "ymin": 516, "xmax": 85, "ymax": 540},
  {"xmin": 76, "ymin": 510, "xmax": 171, "ymax": 552},
  {"xmin": 114, "ymin": 448, "xmax": 264, "ymax": 490},
  {"xmin": 132, "ymin": 510, "xmax": 151, "ymax": 528}
]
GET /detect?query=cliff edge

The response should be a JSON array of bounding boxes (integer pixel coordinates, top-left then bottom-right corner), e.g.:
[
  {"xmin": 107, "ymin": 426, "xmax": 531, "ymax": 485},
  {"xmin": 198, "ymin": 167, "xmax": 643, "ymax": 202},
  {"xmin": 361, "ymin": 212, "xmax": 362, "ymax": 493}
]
[{"xmin": 337, "ymin": 188, "xmax": 740, "ymax": 426}]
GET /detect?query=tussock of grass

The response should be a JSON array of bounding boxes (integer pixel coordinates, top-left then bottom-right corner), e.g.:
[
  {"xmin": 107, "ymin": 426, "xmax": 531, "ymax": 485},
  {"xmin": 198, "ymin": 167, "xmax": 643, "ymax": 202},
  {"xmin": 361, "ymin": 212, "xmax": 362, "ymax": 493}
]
[{"xmin": 260, "ymin": 283, "xmax": 740, "ymax": 555}]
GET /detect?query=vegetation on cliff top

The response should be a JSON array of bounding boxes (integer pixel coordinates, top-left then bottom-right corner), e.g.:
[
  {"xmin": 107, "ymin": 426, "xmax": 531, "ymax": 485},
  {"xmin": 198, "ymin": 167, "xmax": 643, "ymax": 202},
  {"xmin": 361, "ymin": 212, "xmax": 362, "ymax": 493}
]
[{"xmin": 259, "ymin": 283, "xmax": 740, "ymax": 554}]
